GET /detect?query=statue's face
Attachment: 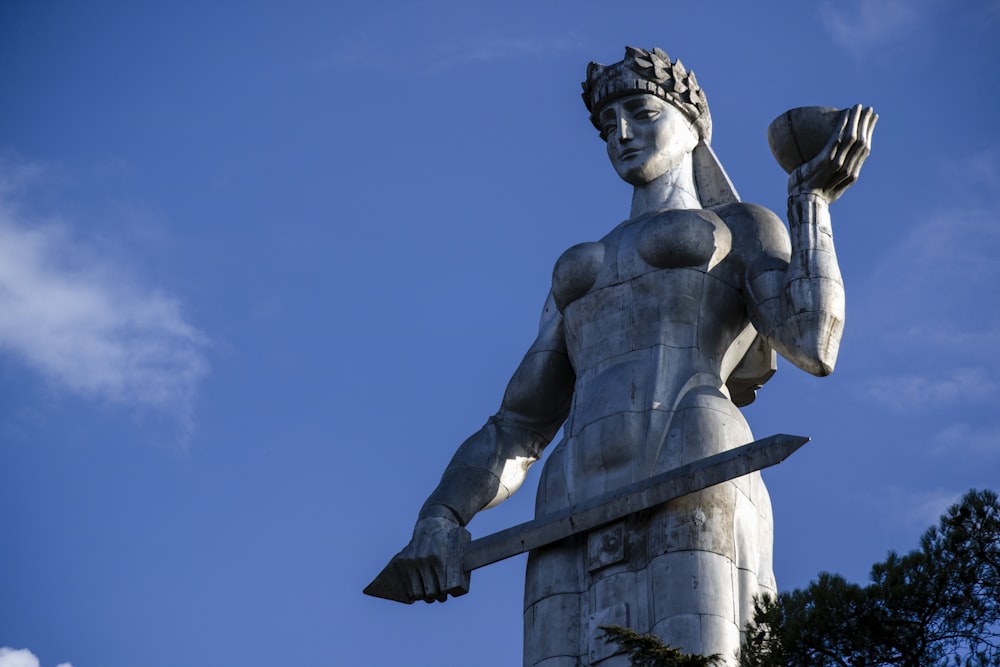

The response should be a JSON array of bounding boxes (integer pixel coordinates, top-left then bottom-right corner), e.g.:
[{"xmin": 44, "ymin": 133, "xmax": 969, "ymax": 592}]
[{"xmin": 598, "ymin": 94, "xmax": 699, "ymax": 186}]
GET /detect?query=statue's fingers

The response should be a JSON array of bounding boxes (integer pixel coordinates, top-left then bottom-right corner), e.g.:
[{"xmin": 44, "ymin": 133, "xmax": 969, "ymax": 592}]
[
  {"xmin": 845, "ymin": 104, "xmax": 863, "ymax": 139},
  {"xmin": 846, "ymin": 117, "xmax": 875, "ymax": 170},
  {"xmin": 836, "ymin": 106, "xmax": 864, "ymax": 163},
  {"xmin": 840, "ymin": 134, "xmax": 870, "ymax": 172},
  {"xmin": 417, "ymin": 560, "xmax": 446, "ymax": 603},
  {"xmin": 842, "ymin": 145, "xmax": 869, "ymax": 180},
  {"xmin": 835, "ymin": 116, "xmax": 875, "ymax": 177},
  {"xmin": 826, "ymin": 138, "xmax": 844, "ymax": 165},
  {"xmin": 853, "ymin": 108, "xmax": 875, "ymax": 146},
  {"xmin": 830, "ymin": 171, "xmax": 858, "ymax": 195},
  {"xmin": 843, "ymin": 103, "xmax": 866, "ymax": 143},
  {"xmin": 863, "ymin": 110, "xmax": 879, "ymax": 147},
  {"xmin": 404, "ymin": 562, "xmax": 427, "ymax": 603}
]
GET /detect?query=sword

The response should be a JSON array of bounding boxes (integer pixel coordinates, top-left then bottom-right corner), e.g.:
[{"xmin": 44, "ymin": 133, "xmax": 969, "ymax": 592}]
[{"xmin": 364, "ymin": 433, "xmax": 809, "ymax": 604}]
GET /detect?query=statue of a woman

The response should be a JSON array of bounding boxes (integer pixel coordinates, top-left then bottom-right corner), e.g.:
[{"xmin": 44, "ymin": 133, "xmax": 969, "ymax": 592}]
[{"xmin": 387, "ymin": 47, "xmax": 876, "ymax": 666}]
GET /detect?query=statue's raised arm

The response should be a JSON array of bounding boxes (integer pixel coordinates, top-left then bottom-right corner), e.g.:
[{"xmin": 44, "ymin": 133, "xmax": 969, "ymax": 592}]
[{"xmin": 736, "ymin": 104, "xmax": 877, "ymax": 375}]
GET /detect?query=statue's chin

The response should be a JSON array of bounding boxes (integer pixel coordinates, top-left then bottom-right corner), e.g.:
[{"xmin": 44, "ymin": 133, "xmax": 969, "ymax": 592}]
[
  {"xmin": 613, "ymin": 152, "xmax": 687, "ymax": 188},
  {"xmin": 614, "ymin": 162, "xmax": 655, "ymax": 186}
]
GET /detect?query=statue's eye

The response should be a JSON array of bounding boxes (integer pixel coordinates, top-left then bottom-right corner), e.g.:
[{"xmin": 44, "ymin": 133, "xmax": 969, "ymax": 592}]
[
  {"xmin": 634, "ymin": 108, "xmax": 659, "ymax": 121},
  {"xmin": 599, "ymin": 117, "xmax": 617, "ymax": 138}
]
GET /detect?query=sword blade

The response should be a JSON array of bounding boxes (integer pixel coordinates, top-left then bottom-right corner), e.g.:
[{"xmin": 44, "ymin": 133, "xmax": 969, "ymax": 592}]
[{"xmin": 464, "ymin": 433, "xmax": 808, "ymax": 572}]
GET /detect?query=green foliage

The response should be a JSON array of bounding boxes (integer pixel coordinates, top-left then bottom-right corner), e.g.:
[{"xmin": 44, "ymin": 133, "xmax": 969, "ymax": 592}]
[
  {"xmin": 741, "ymin": 489, "xmax": 1000, "ymax": 667},
  {"xmin": 600, "ymin": 625, "xmax": 723, "ymax": 667}
]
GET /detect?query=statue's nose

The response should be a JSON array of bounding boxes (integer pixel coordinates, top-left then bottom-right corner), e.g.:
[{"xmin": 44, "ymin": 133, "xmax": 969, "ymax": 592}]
[{"xmin": 618, "ymin": 116, "xmax": 632, "ymax": 141}]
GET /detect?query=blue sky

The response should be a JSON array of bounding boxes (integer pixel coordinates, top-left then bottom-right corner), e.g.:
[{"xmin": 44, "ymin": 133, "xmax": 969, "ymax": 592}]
[{"xmin": 1, "ymin": 2, "xmax": 998, "ymax": 666}]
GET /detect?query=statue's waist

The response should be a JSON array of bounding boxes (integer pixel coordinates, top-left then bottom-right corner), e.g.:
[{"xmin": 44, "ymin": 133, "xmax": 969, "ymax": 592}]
[{"xmin": 570, "ymin": 352, "xmax": 726, "ymax": 398}]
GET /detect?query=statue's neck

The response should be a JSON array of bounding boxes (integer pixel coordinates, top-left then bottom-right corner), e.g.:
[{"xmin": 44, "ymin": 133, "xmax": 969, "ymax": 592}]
[{"xmin": 629, "ymin": 154, "xmax": 701, "ymax": 217}]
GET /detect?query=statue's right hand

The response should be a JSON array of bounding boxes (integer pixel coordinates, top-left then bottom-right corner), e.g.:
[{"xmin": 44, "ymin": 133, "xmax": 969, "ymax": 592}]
[
  {"xmin": 390, "ymin": 515, "xmax": 467, "ymax": 603},
  {"xmin": 788, "ymin": 104, "xmax": 877, "ymax": 204}
]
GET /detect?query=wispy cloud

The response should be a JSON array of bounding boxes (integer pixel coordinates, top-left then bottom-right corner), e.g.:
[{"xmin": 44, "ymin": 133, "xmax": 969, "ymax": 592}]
[
  {"xmin": 858, "ymin": 487, "xmax": 964, "ymax": 530},
  {"xmin": 863, "ymin": 367, "xmax": 997, "ymax": 412},
  {"xmin": 431, "ymin": 33, "xmax": 586, "ymax": 66},
  {"xmin": 880, "ymin": 323, "xmax": 1000, "ymax": 355},
  {"xmin": 317, "ymin": 22, "xmax": 586, "ymax": 75},
  {"xmin": 863, "ymin": 150, "xmax": 1000, "ymax": 308},
  {"xmin": 931, "ymin": 422, "xmax": 1000, "ymax": 458},
  {"xmin": 0, "ymin": 157, "xmax": 208, "ymax": 433},
  {"xmin": 854, "ymin": 150, "xmax": 1000, "ymax": 413},
  {"xmin": 0, "ymin": 647, "xmax": 72, "ymax": 667},
  {"xmin": 894, "ymin": 488, "xmax": 965, "ymax": 528},
  {"xmin": 819, "ymin": 0, "xmax": 923, "ymax": 57}
]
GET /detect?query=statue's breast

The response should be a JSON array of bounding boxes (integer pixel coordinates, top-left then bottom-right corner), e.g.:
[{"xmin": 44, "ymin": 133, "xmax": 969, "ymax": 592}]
[
  {"xmin": 634, "ymin": 209, "xmax": 728, "ymax": 270},
  {"xmin": 552, "ymin": 241, "xmax": 605, "ymax": 311},
  {"xmin": 551, "ymin": 210, "xmax": 733, "ymax": 312}
]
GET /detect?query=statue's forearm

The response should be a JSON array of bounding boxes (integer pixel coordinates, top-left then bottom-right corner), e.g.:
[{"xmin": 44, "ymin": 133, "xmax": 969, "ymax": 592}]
[
  {"xmin": 749, "ymin": 193, "xmax": 845, "ymax": 376},
  {"xmin": 778, "ymin": 192, "xmax": 845, "ymax": 375},
  {"xmin": 419, "ymin": 415, "xmax": 550, "ymax": 526}
]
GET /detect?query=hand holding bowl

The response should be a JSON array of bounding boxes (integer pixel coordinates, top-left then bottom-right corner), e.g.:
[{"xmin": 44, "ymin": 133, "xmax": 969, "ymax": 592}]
[{"xmin": 769, "ymin": 105, "xmax": 878, "ymax": 204}]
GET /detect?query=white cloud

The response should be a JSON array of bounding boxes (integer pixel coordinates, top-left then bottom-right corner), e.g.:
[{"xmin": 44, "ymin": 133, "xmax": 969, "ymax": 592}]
[
  {"xmin": 0, "ymin": 648, "xmax": 72, "ymax": 667},
  {"xmin": 0, "ymin": 158, "xmax": 208, "ymax": 429},
  {"xmin": 819, "ymin": 0, "xmax": 923, "ymax": 56},
  {"xmin": 0, "ymin": 648, "xmax": 39, "ymax": 667}
]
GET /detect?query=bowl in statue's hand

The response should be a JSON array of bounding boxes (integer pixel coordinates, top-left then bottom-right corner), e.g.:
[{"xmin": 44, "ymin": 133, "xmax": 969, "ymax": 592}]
[{"xmin": 767, "ymin": 106, "xmax": 845, "ymax": 174}]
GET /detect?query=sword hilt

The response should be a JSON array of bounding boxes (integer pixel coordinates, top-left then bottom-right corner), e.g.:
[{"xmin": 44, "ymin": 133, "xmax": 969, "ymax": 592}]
[{"xmin": 443, "ymin": 526, "xmax": 471, "ymax": 598}]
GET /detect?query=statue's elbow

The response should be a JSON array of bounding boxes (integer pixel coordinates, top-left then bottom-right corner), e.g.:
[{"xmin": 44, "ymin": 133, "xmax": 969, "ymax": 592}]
[
  {"xmin": 803, "ymin": 329, "xmax": 842, "ymax": 376},
  {"xmin": 812, "ymin": 354, "xmax": 837, "ymax": 377},
  {"xmin": 789, "ymin": 346, "xmax": 838, "ymax": 377},
  {"xmin": 776, "ymin": 312, "xmax": 843, "ymax": 376}
]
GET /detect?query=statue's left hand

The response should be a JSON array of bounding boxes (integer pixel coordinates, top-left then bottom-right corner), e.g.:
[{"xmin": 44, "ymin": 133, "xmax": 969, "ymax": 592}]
[
  {"xmin": 789, "ymin": 104, "xmax": 878, "ymax": 204},
  {"xmin": 389, "ymin": 515, "xmax": 469, "ymax": 603}
]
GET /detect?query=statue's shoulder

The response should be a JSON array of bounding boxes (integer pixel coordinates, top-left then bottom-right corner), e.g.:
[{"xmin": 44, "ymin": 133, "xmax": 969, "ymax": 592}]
[
  {"xmin": 708, "ymin": 201, "xmax": 782, "ymax": 228},
  {"xmin": 708, "ymin": 202, "xmax": 790, "ymax": 258}
]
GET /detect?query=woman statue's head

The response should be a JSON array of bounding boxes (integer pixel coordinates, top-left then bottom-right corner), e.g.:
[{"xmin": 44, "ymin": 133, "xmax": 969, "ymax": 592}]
[
  {"xmin": 582, "ymin": 47, "xmax": 712, "ymax": 145},
  {"xmin": 596, "ymin": 94, "xmax": 701, "ymax": 186}
]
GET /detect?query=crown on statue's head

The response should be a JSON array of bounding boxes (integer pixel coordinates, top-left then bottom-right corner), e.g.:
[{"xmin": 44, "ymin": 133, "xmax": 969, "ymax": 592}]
[{"xmin": 582, "ymin": 46, "xmax": 712, "ymax": 143}]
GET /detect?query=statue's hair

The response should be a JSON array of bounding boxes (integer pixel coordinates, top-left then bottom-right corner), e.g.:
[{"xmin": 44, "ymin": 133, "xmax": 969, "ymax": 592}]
[{"xmin": 582, "ymin": 47, "xmax": 712, "ymax": 143}]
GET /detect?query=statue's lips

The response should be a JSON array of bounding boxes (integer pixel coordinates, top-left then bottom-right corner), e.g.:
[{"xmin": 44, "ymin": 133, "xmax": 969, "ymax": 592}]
[{"xmin": 618, "ymin": 148, "xmax": 642, "ymax": 160}]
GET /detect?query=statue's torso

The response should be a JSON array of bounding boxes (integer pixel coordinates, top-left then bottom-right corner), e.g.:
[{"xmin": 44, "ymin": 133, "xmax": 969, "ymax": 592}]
[
  {"xmin": 526, "ymin": 210, "xmax": 775, "ymax": 667},
  {"xmin": 543, "ymin": 208, "xmax": 755, "ymax": 505}
]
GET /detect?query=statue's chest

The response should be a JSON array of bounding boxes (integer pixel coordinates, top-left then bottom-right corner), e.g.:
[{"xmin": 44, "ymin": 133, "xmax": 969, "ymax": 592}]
[{"xmin": 551, "ymin": 209, "xmax": 734, "ymax": 312}]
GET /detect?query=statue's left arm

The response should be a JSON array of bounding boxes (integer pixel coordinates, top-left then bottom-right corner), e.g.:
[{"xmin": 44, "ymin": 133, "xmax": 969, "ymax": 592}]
[
  {"xmin": 384, "ymin": 292, "xmax": 575, "ymax": 603},
  {"xmin": 735, "ymin": 105, "xmax": 877, "ymax": 376}
]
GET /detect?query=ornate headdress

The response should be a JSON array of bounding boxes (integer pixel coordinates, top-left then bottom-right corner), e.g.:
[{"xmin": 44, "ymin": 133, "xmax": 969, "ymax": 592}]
[{"xmin": 582, "ymin": 46, "xmax": 712, "ymax": 143}]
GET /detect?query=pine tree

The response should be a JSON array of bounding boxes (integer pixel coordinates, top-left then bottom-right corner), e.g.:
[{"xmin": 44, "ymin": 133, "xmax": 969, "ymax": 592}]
[
  {"xmin": 740, "ymin": 489, "xmax": 1000, "ymax": 667},
  {"xmin": 600, "ymin": 625, "xmax": 722, "ymax": 667}
]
